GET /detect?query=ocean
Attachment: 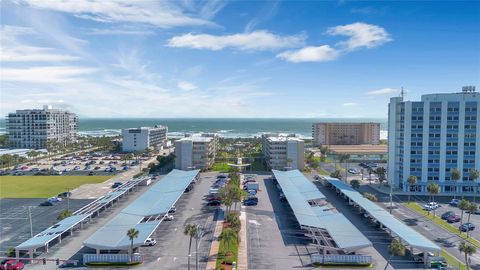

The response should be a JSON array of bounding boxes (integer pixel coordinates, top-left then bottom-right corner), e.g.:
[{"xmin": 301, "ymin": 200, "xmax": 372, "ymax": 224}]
[{"xmin": 0, "ymin": 118, "xmax": 388, "ymax": 139}]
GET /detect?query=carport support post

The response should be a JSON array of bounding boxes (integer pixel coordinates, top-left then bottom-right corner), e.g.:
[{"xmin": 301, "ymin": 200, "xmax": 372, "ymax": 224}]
[
  {"xmin": 45, "ymin": 242, "xmax": 49, "ymax": 253},
  {"xmin": 15, "ymin": 249, "xmax": 19, "ymax": 258},
  {"xmin": 96, "ymin": 249, "xmax": 100, "ymax": 254},
  {"xmin": 58, "ymin": 234, "xmax": 62, "ymax": 243},
  {"xmin": 29, "ymin": 249, "xmax": 33, "ymax": 259},
  {"xmin": 424, "ymin": 252, "xmax": 427, "ymax": 267}
]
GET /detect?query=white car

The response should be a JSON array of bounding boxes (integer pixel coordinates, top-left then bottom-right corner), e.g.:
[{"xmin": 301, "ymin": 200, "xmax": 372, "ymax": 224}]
[
  {"xmin": 164, "ymin": 214, "xmax": 174, "ymax": 221},
  {"xmin": 423, "ymin": 202, "xmax": 440, "ymax": 211},
  {"xmin": 47, "ymin": 197, "xmax": 62, "ymax": 203},
  {"xmin": 143, "ymin": 238, "xmax": 156, "ymax": 246},
  {"xmin": 348, "ymin": 168, "xmax": 360, "ymax": 174}
]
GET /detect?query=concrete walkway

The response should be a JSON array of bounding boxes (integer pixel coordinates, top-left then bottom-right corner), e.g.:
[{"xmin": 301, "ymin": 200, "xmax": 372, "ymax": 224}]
[
  {"xmin": 206, "ymin": 210, "xmax": 225, "ymax": 270},
  {"xmin": 237, "ymin": 206, "xmax": 248, "ymax": 270}
]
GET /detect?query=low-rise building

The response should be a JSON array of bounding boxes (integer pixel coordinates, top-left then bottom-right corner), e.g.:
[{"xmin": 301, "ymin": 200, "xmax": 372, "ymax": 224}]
[
  {"xmin": 312, "ymin": 122, "xmax": 380, "ymax": 146},
  {"xmin": 262, "ymin": 133, "xmax": 305, "ymax": 170},
  {"xmin": 6, "ymin": 105, "xmax": 78, "ymax": 149},
  {"xmin": 174, "ymin": 133, "xmax": 219, "ymax": 170},
  {"xmin": 122, "ymin": 125, "xmax": 168, "ymax": 152}
]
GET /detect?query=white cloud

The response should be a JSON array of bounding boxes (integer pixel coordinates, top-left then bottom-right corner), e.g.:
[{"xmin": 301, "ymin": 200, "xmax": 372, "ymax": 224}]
[
  {"xmin": 177, "ymin": 81, "xmax": 197, "ymax": 91},
  {"xmin": 2, "ymin": 66, "xmax": 97, "ymax": 83},
  {"xmin": 20, "ymin": 0, "xmax": 219, "ymax": 28},
  {"xmin": 342, "ymin": 102, "xmax": 358, "ymax": 107},
  {"xmin": 276, "ymin": 45, "xmax": 340, "ymax": 63},
  {"xmin": 86, "ymin": 28, "xmax": 155, "ymax": 36},
  {"xmin": 366, "ymin": 87, "xmax": 399, "ymax": 96},
  {"xmin": 327, "ymin": 22, "xmax": 392, "ymax": 51},
  {"xmin": 167, "ymin": 30, "xmax": 306, "ymax": 51}
]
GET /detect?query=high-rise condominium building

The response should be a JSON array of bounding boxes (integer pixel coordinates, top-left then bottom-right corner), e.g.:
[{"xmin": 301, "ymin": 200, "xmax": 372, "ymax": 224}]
[
  {"xmin": 388, "ymin": 86, "xmax": 480, "ymax": 194},
  {"xmin": 312, "ymin": 122, "xmax": 380, "ymax": 146},
  {"xmin": 262, "ymin": 133, "xmax": 305, "ymax": 170},
  {"xmin": 174, "ymin": 133, "xmax": 219, "ymax": 170},
  {"xmin": 6, "ymin": 105, "xmax": 78, "ymax": 149},
  {"xmin": 122, "ymin": 125, "xmax": 168, "ymax": 152}
]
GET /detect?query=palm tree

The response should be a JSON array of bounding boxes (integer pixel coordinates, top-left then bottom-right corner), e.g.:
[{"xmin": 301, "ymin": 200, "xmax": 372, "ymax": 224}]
[
  {"xmin": 451, "ymin": 168, "xmax": 461, "ymax": 199},
  {"xmin": 184, "ymin": 224, "xmax": 198, "ymax": 270},
  {"xmin": 219, "ymin": 228, "xmax": 236, "ymax": 260},
  {"xmin": 376, "ymin": 167, "xmax": 387, "ymax": 186},
  {"xmin": 350, "ymin": 179, "xmax": 360, "ymax": 189},
  {"xmin": 467, "ymin": 203, "xmax": 478, "ymax": 238},
  {"xmin": 427, "ymin": 183, "xmax": 440, "ymax": 216},
  {"xmin": 459, "ymin": 242, "xmax": 476, "ymax": 270},
  {"xmin": 407, "ymin": 175, "xmax": 417, "ymax": 202},
  {"xmin": 459, "ymin": 199, "xmax": 470, "ymax": 224},
  {"xmin": 126, "ymin": 228, "xmax": 139, "ymax": 262},
  {"xmin": 469, "ymin": 169, "xmax": 480, "ymax": 203},
  {"xmin": 384, "ymin": 238, "xmax": 405, "ymax": 270}
]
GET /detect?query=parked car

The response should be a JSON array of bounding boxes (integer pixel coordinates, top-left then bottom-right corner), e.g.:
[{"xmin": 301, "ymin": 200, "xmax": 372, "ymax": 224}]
[
  {"xmin": 12, "ymin": 171, "xmax": 24, "ymax": 176},
  {"xmin": 447, "ymin": 214, "xmax": 461, "ymax": 223},
  {"xmin": 449, "ymin": 198, "xmax": 460, "ymax": 207},
  {"xmin": 164, "ymin": 214, "xmax": 174, "ymax": 221},
  {"xmin": 123, "ymin": 166, "xmax": 129, "ymax": 171},
  {"xmin": 48, "ymin": 197, "xmax": 62, "ymax": 203},
  {"xmin": 459, "ymin": 223, "xmax": 475, "ymax": 232},
  {"xmin": 168, "ymin": 206, "xmax": 176, "ymax": 213},
  {"xmin": 423, "ymin": 202, "xmax": 440, "ymax": 211},
  {"xmin": 58, "ymin": 192, "xmax": 72, "ymax": 198},
  {"xmin": 111, "ymin": 182, "xmax": 122, "ymax": 188},
  {"xmin": 348, "ymin": 168, "xmax": 360, "ymax": 174},
  {"xmin": 207, "ymin": 200, "xmax": 222, "ymax": 206},
  {"xmin": 279, "ymin": 193, "xmax": 287, "ymax": 202},
  {"xmin": 94, "ymin": 166, "xmax": 101, "ymax": 170},
  {"xmin": 88, "ymin": 171, "xmax": 94, "ymax": 176},
  {"xmin": 441, "ymin": 211, "xmax": 455, "ymax": 220},
  {"xmin": 39, "ymin": 201, "xmax": 53, "ymax": 206},
  {"xmin": 73, "ymin": 166, "xmax": 81, "ymax": 171},
  {"xmin": 413, "ymin": 252, "xmax": 434, "ymax": 263},
  {"xmin": 0, "ymin": 260, "xmax": 25, "ymax": 270},
  {"xmin": 143, "ymin": 238, "xmax": 156, "ymax": 246},
  {"xmin": 243, "ymin": 199, "xmax": 258, "ymax": 206}
]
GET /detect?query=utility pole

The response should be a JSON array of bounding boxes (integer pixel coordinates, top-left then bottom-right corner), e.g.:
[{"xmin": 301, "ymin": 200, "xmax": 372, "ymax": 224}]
[
  {"xmin": 195, "ymin": 225, "xmax": 200, "ymax": 270},
  {"xmin": 67, "ymin": 187, "xmax": 71, "ymax": 212},
  {"xmin": 389, "ymin": 181, "xmax": 393, "ymax": 214},
  {"xmin": 28, "ymin": 206, "xmax": 33, "ymax": 237}
]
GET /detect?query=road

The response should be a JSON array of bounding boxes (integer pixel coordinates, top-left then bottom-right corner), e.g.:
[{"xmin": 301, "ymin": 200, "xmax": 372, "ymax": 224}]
[{"xmin": 139, "ymin": 172, "xmax": 219, "ymax": 270}]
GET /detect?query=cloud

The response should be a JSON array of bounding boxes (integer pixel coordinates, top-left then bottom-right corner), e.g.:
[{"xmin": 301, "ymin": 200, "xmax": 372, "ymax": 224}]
[
  {"xmin": 167, "ymin": 30, "xmax": 306, "ymax": 51},
  {"xmin": 20, "ymin": 0, "xmax": 220, "ymax": 28},
  {"xmin": 2, "ymin": 66, "xmax": 97, "ymax": 83},
  {"xmin": 276, "ymin": 45, "xmax": 340, "ymax": 63},
  {"xmin": 86, "ymin": 28, "xmax": 155, "ymax": 36},
  {"xmin": 327, "ymin": 22, "xmax": 392, "ymax": 51},
  {"xmin": 177, "ymin": 81, "xmax": 197, "ymax": 91},
  {"xmin": 342, "ymin": 102, "xmax": 358, "ymax": 107},
  {"xmin": 366, "ymin": 87, "xmax": 399, "ymax": 96}
]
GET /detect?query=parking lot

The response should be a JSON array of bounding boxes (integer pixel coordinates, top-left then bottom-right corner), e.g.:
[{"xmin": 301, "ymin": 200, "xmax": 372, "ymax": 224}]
[
  {"xmin": 0, "ymin": 198, "xmax": 92, "ymax": 255},
  {"xmin": 139, "ymin": 172, "xmax": 220, "ymax": 270}
]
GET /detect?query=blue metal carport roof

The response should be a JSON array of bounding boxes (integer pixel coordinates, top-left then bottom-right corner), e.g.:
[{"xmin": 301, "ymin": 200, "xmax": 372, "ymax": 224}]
[
  {"xmin": 324, "ymin": 177, "xmax": 441, "ymax": 252},
  {"xmin": 84, "ymin": 169, "xmax": 199, "ymax": 250},
  {"xmin": 272, "ymin": 170, "xmax": 372, "ymax": 251}
]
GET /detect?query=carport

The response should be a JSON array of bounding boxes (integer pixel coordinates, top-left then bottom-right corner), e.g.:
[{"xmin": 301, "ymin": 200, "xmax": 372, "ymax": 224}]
[
  {"xmin": 83, "ymin": 169, "xmax": 200, "ymax": 256},
  {"xmin": 322, "ymin": 177, "xmax": 441, "ymax": 264},
  {"xmin": 272, "ymin": 170, "xmax": 372, "ymax": 255}
]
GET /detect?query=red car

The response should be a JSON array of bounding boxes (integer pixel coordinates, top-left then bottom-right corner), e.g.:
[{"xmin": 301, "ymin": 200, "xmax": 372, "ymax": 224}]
[
  {"xmin": 447, "ymin": 214, "xmax": 461, "ymax": 223},
  {"xmin": 0, "ymin": 260, "xmax": 25, "ymax": 270}
]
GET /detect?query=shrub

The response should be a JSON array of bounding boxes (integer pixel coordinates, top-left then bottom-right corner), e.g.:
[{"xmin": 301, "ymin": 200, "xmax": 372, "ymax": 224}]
[{"xmin": 4, "ymin": 247, "xmax": 15, "ymax": 257}]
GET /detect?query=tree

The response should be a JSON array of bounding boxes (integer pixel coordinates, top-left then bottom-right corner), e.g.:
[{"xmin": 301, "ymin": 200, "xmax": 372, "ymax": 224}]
[
  {"xmin": 469, "ymin": 169, "xmax": 480, "ymax": 202},
  {"xmin": 467, "ymin": 203, "xmax": 478, "ymax": 238},
  {"xmin": 218, "ymin": 186, "xmax": 234, "ymax": 214},
  {"xmin": 330, "ymin": 170, "xmax": 342, "ymax": 179},
  {"xmin": 350, "ymin": 179, "xmax": 360, "ymax": 189},
  {"xmin": 339, "ymin": 154, "xmax": 350, "ymax": 182},
  {"xmin": 459, "ymin": 199, "xmax": 470, "ymax": 224},
  {"xmin": 363, "ymin": 192, "xmax": 378, "ymax": 202},
  {"xmin": 126, "ymin": 228, "xmax": 139, "ymax": 262},
  {"xmin": 226, "ymin": 213, "xmax": 241, "ymax": 233},
  {"xmin": 426, "ymin": 183, "xmax": 440, "ymax": 216},
  {"xmin": 319, "ymin": 146, "xmax": 328, "ymax": 158},
  {"xmin": 184, "ymin": 224, "xmax": 198, "ymax": 270},
  {"xmin": 459, "ymin": 242, "xmax": 476, "ymax": 270},
  {"xmin": 57, "ymin": 210, "xmax": 72, "ymax": 221},
  {"xmin": 407, "ymin": 175, "xmax": 417, "ymax": 202},
  {"xmin": 384, "ymin": 238, "xmax": 405, "ymax": 270},
  {"xmin": 376, "ymin": 167, "xmax": 387, "ymax": 186},
  {"xmin": 451, "ymin": 168, "xmax": 461, "ymax": 199},
  {"xmin": 219, "ymin": 228, "xmax": 236, "ymax": 258}
]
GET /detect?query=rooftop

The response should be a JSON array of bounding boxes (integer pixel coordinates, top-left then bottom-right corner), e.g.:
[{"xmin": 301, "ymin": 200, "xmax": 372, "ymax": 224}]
[{"xmin": 328, "ymin": 144, "xmax": 387, "ymax": 154}]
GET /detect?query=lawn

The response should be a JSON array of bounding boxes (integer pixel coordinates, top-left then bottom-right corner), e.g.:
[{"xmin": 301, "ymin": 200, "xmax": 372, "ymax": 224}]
[
  {"xmin": 212, "ymin": 162, "xmax": 231, "ymax": 172},
  {"xmin": 215, "ymin": 231, "xmax": 239, "ymax": 269},
  {"xmin": 0, "ymin": 175, "xmax": 112, "ymax": 198}
]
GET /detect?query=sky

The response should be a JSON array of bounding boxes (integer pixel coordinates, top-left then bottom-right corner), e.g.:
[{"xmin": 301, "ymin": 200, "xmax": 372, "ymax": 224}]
[{"xmin": 1, "ymin": 0, "xmax": 479, "ymax": 118}]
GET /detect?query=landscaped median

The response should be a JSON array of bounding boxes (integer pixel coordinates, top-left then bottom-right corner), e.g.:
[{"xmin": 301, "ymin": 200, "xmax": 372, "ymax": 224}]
[
  {"xmin": 405, "ymin": 202, "xmax": 480, "ymax": 247},
  {"xmin": 441, "ymin": 250, "xmax": 467, "ymax": 270}
]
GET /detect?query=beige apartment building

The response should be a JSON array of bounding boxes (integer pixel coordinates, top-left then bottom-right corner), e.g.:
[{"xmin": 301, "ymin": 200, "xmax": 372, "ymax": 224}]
[
  {"xmin": 262, "ymin": 133, "xmax": 305, "ymax": 170},
  {"xmin": 174, "ymin": 133, "xmax": 219, "ymax": 170},
  {"xmin": 312, "ymin": 122, "xmax": 380, "ymax": 146}
]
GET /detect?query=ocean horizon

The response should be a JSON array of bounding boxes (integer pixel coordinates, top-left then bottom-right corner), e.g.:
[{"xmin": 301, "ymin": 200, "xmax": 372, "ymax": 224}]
[{"xmin": 0, "ymin": 118, "xmax": 388, "ymax": 139}]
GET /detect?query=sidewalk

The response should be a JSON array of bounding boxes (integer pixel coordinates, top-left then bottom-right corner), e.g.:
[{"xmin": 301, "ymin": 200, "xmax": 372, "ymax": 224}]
[
  {"xmin": 206, "ymin": 210, "xmax": 225, "ymax": 270},
  {"xmin": 237, "ymin": 210, "xmax": 248, "ymax": 270}
]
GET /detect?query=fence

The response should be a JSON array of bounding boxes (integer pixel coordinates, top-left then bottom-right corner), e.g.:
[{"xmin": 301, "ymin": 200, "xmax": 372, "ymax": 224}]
[
  {"xmin": 83, "ymin": 254, "xmax": 143, "ymax": 264},
  {"xmin": 311, "ymin": 254, "xmax": 372, "ymax": 266}
]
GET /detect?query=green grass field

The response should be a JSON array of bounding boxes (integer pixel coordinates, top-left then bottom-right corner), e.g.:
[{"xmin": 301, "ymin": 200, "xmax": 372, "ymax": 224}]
[{"xmin": 0, "ymin": 175, "xmax": 112, "ymax": 198}]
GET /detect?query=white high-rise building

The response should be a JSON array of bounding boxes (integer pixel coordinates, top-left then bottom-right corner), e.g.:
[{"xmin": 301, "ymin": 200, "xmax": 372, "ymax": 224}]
[
  {"xmin": 262, "ymin": 133, "xmax": 305, "ymax": 170},
  {"xmin": 388, "ymin": 86, "xmax": 480, "ymax": 194},
  {"xmin": 174, "ymin": 133, "xmax": 219, "ymax": 170},
  {"xmin": 6, "ymin": 105, "xmax": 78, "ymax": 149},
  {"xmin": 122, "ymin": 125, "xmax": 168, "ymax": 152}
]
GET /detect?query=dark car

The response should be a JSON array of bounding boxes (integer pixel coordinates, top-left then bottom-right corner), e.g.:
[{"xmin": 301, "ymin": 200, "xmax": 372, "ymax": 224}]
[
  {"xmin": 111, "ymin": 182, "xmax": 123, "ymax": 188},
  {"xmin": 58, "ymin": 191, "xmax": 72, "ymax": 198},
  {"xmin": 447, "ymin": 214, "xmax": 461, "ymax": 223},
  {"xmin": 449, "ymin": 199, "xmax": 460, "ymax": 207},
  {"xmin": 460, "ymin": 223, "xmax": 475, "ymax": 232},
  {"xmin": 243, "ymin": 200, "xmax": 258, "ymax": 206},
  {"xmin": 39, "ymin": 201, "xmax": 53, "ymax": 206},
  {"xmin": 207, "ymin": 200, "xmax": 222, "ymax": 206},
  {"xmin": 441, "ymin": 211, "xmax": 455, "ymax": 220}
]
